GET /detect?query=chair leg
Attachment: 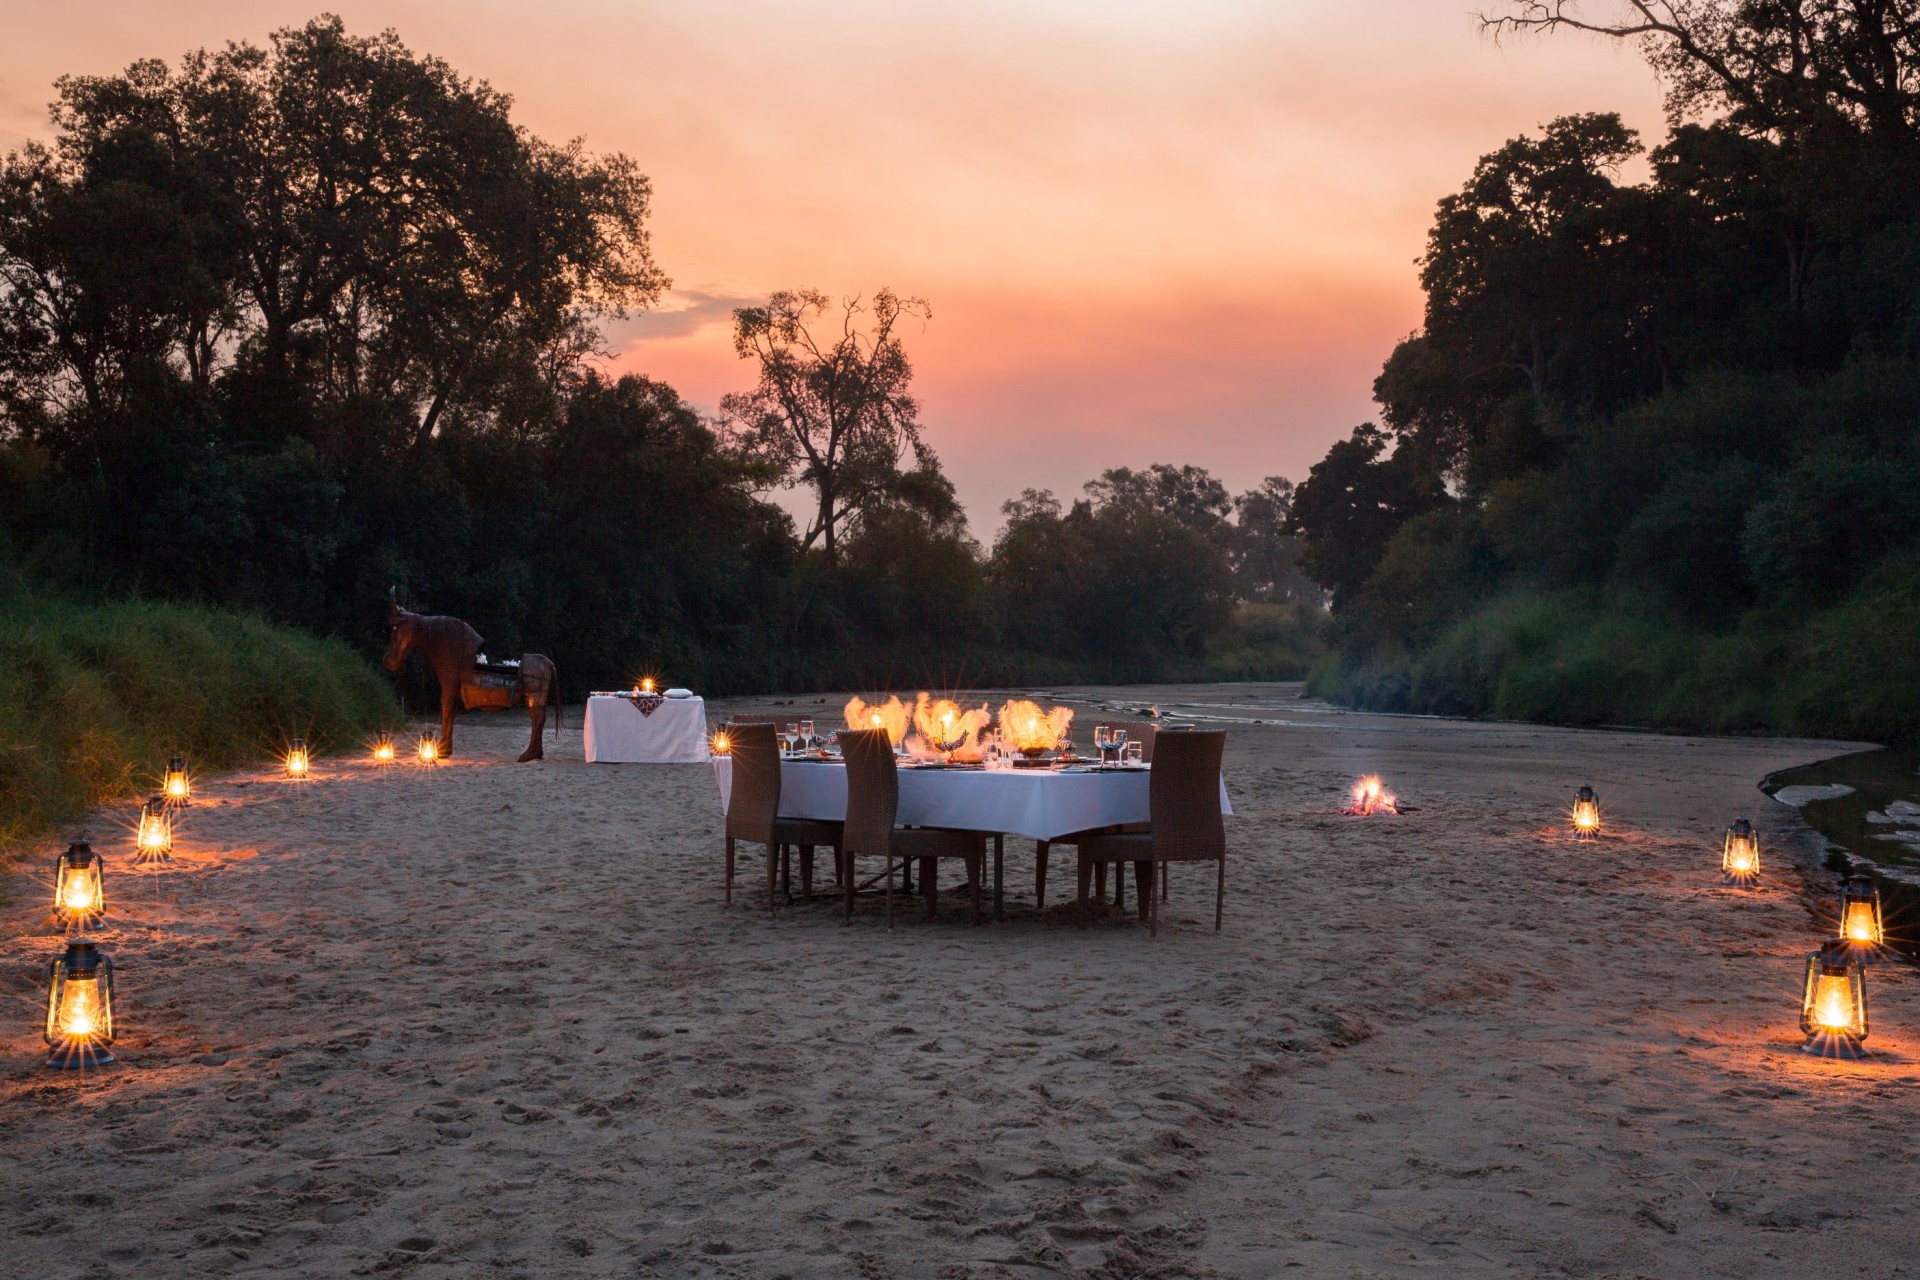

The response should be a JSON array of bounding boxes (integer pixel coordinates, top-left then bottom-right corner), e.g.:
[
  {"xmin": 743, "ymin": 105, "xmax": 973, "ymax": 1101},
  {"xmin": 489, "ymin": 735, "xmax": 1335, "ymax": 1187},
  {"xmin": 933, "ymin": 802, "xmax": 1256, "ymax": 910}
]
[
  {"xmin": 1161, "ymin": 861, "xmax": 1169, "ymax": 903},
  {"xmin": 843, "ymin": 849, "xmax": 855, "ymax": 923},
  {"xmin": 1215, "ymin": 856, "xmax": 1225, "ymax": 932},
  {"xmin": 970, "ymin": 851, "xmax": 983, "ymax": 925},
  {"xmin": 781, "ymin": 846, "xmax": 792, "ymax": 900},
  {"xmin": 1077, "ymin": 856, "xmax": 1093, "ymax": 929},
  {"xmin": 922, "ymin": 857, "xmax": 938, "ymax": 919},
  {"xmin": 993, "ymin": 834, "xmax": 1004, "ymax": 921},
  {"xmin": 1095, "ymin": 860, "xmax": 1107, "ymax": 901},
  {"xmin": 1035, "ymin": 841, "xmax": 1050, "ymax": 907},
  {"xmin": 725, "ymin": 836, "xmax": 735, "ymax": 905},
  {"xmin": 1134, "ymin": 861, "xmax": 1151, "ymax": 921},
  {"xmin": 800, "ymin": 845, "xmax": 815, "ymax": 902},
  {"xmin": 1150, "ymin": 871, "xmax": 1159, "ymax": 939},
  {"xmin": 766, "ymin": 843, "xmax": 778, "ymax": 912},
  {"xmin": 885, "ymin": 856, "xmax": 895, "ymax": 930}
]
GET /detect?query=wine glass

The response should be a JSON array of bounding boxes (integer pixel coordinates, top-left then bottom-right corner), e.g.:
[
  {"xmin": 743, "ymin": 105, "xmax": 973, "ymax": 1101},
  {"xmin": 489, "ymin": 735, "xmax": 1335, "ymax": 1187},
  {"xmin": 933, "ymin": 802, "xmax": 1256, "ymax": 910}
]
[
  {"xmin": 783, "ymin": 723, "xmax": 799, "ymax": 757},
  {"xmin": 799, "ymin": 719, "xmax": 816, "ymax": 753},
  {"xmin": 1110, "ymin": 728, "xmax": 1128, "ymax": 766},
  {"xmin": 1093, "ymin": 724, "xmax": 1111, "ymax": 765}
]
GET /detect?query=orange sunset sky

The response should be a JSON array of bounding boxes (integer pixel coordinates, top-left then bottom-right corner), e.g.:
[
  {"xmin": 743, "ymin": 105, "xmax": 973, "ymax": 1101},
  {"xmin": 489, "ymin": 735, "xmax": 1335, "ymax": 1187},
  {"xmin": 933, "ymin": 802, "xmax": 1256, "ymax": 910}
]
[{"xmin": 1, "ymin": 2, "xmax": 1663, "ymax": 532}]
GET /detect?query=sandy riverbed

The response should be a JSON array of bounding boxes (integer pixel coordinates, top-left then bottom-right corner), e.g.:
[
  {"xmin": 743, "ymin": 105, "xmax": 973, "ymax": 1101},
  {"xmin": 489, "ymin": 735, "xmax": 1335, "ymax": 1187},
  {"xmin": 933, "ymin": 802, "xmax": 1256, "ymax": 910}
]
[{"xmin": 3, "ymin": 683, "xmax": 1916, "ymax": 1279}]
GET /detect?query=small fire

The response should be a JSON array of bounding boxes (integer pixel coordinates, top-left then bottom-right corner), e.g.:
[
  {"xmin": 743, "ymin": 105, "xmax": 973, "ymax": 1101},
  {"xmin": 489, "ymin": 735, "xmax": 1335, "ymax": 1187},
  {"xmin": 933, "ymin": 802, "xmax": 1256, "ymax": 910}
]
[
  {"xmin": 998, "ymin": 700, "xmax": 1073, "ymax": 755},
  {"xmin": 844, "ymin": 695, "xmax": 910, "ymax": 746},
  {"xmin": 1343, "ymin": 775, "xmax": 1398, "ymax": 815},
  {"xmin": 911, "ymin": 694, "xmax": 990, "ymax": 759}
]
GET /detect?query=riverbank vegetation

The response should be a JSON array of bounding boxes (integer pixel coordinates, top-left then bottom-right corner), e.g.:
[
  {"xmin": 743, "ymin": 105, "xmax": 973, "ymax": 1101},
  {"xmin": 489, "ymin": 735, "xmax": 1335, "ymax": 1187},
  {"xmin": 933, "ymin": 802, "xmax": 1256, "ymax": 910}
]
[
  {"xmin": 1288, "ymin": 5, "xmax": 1920, "ymax": 743},
  {"xmin": 0, "ymin": 591, "xmax": 396, "ymax": 848}
]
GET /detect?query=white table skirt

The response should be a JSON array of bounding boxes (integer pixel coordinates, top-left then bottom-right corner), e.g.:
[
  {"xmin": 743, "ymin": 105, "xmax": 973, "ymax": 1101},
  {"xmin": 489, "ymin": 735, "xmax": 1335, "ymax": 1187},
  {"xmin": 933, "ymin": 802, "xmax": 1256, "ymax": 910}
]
[
  {"xmin": 711, "ymin": 759, "xmax": 1231, "ymax": 842},
  {"xmin": 584, "ymin": 695, "xmax": 710, "ymax": 763}
]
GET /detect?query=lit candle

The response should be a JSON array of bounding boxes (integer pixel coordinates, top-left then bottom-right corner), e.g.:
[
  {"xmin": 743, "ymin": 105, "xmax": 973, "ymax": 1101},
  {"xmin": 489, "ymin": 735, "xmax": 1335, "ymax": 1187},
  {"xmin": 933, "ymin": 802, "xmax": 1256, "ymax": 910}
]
[
  {"xmin": 44, "ymin": 939, "xmax": 116, "ymax": 1069},
  {"xmin": 639, "ymin": 676, "xmax": 657, "ymax": 695}
]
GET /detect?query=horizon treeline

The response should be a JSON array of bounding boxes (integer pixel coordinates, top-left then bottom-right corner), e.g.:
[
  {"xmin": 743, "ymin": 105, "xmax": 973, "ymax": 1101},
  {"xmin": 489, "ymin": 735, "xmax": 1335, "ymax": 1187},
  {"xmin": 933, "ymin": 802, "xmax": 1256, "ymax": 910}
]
[
  {"xmin": 1285, "ymin": 2, "xmax": 1920, "ymax": 742},
  {"xmin": 0, "ymin": 16, "xmax": 1322, "ymax": 701}
]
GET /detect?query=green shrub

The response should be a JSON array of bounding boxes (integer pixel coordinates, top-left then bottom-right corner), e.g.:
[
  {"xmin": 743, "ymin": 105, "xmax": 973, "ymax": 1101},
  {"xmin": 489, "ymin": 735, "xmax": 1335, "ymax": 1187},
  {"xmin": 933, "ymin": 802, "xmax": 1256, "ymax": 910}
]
[{"xmin": 0, "ymin": 593, "xmax": 399, "ymax": 858}]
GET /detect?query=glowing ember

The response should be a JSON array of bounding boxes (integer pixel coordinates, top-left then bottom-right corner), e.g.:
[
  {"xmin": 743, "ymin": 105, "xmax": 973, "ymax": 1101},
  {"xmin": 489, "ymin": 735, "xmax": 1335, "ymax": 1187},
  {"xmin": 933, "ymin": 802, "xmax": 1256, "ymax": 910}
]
[
  {"xmin": 844, "ymin": 695, "xmax": 910, "ymax": 746},
  {"xmin": 997, "ymin": 700, "xmax": 1073, "ymax": 756},
  {"xmin": 1342, "ymin": 775, "xmax": 1398, "ymax": 815}
]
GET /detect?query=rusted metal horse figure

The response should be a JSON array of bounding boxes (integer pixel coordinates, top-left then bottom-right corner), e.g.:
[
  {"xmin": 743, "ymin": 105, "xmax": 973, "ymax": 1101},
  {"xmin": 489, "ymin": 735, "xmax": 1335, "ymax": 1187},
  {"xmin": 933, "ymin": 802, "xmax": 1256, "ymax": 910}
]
[{"xmin": 383, "ymin": 599, "xmax": 558, "ymax": 762}]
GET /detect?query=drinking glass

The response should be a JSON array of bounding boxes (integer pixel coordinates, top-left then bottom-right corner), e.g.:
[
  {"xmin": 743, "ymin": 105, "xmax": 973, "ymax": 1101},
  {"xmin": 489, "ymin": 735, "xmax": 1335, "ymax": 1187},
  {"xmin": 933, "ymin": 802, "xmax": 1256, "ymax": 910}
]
[
  {"xmin": 1110, "ymin": 728, "xmax": 1127, "ymax": 767},
  {"xmin": 1093, "ymin": 724, "xmax": 1112, "ymax": 765},
  {"xmin": 1125, "ymin": 741, "xmax": 1144, "ymax": 767},
  {"xmin": 799, "ymin": 719, "xmax": 816, "ymax": 752},
  {"xmin": 783, "ymin": 724, "xmax": 799, "ymax": 756}
]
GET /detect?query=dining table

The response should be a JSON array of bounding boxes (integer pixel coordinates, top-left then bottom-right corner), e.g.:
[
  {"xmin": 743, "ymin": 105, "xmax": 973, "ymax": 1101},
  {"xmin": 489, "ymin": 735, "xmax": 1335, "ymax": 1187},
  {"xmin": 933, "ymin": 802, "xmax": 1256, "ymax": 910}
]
[{"xmin": 711, "ymin": 755, "xmax": 1232, "ymax": 918}]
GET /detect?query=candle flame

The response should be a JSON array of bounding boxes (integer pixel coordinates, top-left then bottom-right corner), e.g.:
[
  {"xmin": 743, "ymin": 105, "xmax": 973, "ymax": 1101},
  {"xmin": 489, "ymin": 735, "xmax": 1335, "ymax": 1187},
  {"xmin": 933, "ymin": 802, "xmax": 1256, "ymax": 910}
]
[
  {"xmin": 997, "ymin": 700, "xmax": 1073, "ymax": 753},
  {"xmin": 911, "ymin": 694, "xmax": 991, "ymax": 759},
  {"xmin": 845, "ymin": 695, "xmax": 910, "ymax": 746}
]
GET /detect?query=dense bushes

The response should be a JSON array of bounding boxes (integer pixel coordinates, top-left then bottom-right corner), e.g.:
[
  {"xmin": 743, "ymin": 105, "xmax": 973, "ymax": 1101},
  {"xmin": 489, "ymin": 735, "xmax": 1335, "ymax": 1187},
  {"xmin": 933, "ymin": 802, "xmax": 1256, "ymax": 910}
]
[{"xmin": 0, "ymin": 591, "xmax": 397, "ymax": 849}]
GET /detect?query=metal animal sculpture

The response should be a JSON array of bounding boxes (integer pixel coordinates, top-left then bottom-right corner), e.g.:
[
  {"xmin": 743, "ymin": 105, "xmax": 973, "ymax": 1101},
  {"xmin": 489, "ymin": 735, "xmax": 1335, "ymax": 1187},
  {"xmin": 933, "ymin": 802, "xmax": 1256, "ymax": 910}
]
[{"xmin": 383, "ymin": 598, "xmax": 558, "ymax": 762}]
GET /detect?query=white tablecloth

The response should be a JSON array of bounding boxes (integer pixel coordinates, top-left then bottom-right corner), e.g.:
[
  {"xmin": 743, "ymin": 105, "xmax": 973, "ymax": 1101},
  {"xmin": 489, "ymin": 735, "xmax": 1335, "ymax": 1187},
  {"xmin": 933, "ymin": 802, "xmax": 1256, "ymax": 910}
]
[
  {"xmin": 711, "ymin": 759, "xmax": 1231, "ymax": 841},
  {"xmin": 584, "ymin": 695, "xmax": 710, "ymax": 763}
]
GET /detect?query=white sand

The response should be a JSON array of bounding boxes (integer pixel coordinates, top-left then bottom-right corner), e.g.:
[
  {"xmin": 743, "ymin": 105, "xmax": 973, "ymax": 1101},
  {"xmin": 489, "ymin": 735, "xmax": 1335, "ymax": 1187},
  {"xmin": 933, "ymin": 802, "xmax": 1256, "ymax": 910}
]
[{"xmin": 4, "ymin": 683, "xmax": 1916, "ymax": 1278}]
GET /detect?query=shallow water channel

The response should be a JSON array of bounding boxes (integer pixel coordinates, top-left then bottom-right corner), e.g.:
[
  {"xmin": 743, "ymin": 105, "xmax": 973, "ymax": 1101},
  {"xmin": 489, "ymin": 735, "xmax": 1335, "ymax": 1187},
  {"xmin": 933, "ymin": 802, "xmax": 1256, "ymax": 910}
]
[{"xmin": 1764, "ymin": 747, "xmax": 1920, "ymax": 872}]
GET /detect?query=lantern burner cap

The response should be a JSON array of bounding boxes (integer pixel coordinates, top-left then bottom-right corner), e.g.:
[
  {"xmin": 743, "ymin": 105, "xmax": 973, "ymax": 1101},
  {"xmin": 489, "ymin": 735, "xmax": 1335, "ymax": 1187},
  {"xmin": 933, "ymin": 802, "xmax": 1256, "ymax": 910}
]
[
  {"xmin": 65, "ymin": 841, "xmax": 96, "ymax": 866},
  {"xmin": 61, "ymin": 938, "xmax": 104, "ymax": 973}
]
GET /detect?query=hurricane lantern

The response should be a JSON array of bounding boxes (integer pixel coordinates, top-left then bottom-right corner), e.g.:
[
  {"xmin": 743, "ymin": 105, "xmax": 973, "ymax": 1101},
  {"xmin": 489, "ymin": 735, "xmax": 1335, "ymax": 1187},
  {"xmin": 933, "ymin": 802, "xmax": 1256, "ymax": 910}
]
[
  {"xmin": 163, "ymin": 756, "xmax": 191, "ymax": 805},
  {"xmin": 416, "ymin": 734, "xmax": 440, "ymax": 765},
  {"xmin": 1570, "ymin": 786, "xmax": 1602, "ymax": 839},
  {"xmin": 1800, "ymin": 940, "xmax": 1869, "ymax": 1058},
  {"xmin": 284, "ymin": 737, "xmax": 310, "ymax": 779},
  {"xmin": 1721, "ymin": 818, "xmax": 1760, "ymax": 884},
  {"xmin": 134, "ymin": 796, "xmax": 173, "ymax": 865},
  {"xmin": 996, "ymin": 699, "xmax": 1074, "ymax": 761},
  {"xmin": 44, "ymin": 939, "xmax": 115, "ymax": 1069},
  {"xmin": 1839, "ymin": 874, "xmax": 1885, "ymax": 950},
  {"xmin": 53, "ymin": 841, "xmax": 106, "ymax": 930},
  {"xmin": 711, "ymin": 729, "xmax": 732, "ymax": 757},
  {"xmin": 372, "ymin": 732, "xmax": 396, "ymax": 765}
]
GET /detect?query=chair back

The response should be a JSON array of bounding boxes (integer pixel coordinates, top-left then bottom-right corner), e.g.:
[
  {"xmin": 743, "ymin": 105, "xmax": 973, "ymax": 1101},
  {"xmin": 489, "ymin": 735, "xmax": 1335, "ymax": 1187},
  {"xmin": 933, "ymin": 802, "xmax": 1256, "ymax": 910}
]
[
  {"xmin": 840, "ymin": 728, "xmax": 899, "ymax": 856},
  {"xmin": 1107, "ymin": 719, "xmax": 1158, "ymax": 762},
  {"xmin": 1149, "ymin": 729, "xmax": 1226, "ymax": 861},
  {"xmin": 725, "ymin": 723, "xmax": 780, "ymax": 842}
]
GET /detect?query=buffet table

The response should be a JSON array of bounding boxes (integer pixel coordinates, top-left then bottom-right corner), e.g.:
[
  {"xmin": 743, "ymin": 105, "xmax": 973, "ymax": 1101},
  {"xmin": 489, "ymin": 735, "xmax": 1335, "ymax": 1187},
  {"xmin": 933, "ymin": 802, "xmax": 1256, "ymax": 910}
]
[
  {"xmin": 710, "ymin": 758, "xmax": 1231, "ymax": 842},
  {"xmin": 583, "ymin": 694, "xmax": 710, "ymax": 763}
]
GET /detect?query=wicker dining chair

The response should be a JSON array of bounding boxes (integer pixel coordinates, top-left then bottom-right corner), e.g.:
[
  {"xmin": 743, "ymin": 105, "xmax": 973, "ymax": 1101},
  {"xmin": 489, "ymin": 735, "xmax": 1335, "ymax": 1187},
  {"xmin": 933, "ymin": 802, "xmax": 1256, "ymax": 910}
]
[
  {"xmin": 1034, "ymin": 719, "xmax": 1159, "ymax": 909},
  {"xmin": 724, "ymin": 723, "xmax": 844, "ymax": 910},
  {"xmin": 840, "ymin": 728, "xmax": 986, "ymax": 927},
  {"xmin": 1075, "ymin": 729, "xmax": 1226, "ymax": 938}
]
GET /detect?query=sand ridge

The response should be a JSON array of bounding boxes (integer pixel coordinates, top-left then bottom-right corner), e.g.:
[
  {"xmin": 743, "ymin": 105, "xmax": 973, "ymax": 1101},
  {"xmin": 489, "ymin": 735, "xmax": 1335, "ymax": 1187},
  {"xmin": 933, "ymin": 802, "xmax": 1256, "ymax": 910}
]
[{"xmin": 2, "ymin": 683, "xmax": 1915, "ymax": 1278}]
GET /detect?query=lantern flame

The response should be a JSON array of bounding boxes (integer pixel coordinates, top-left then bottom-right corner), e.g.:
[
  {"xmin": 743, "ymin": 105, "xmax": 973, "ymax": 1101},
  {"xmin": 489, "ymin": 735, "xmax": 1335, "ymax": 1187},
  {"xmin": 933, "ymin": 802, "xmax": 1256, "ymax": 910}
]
[
  {"xmin": 711, "ymin": 730, "xmax": 732, "ymax": 757},
  {"xmin": 59, "ymin": 981, "xmax": 101, "ymax": 1038},
  {"xmin": 1844, "ymin": 903, "xmax": 1879, "ymax": 945},
  {"xmin": 417, "ymin": 736, "xmax": 440, "ymax": 765},
  {"xmin": 997, "ymin": 700, "xmax": 1073, "ymax": 755},
  {"xmin": 1570, "ymin": 789, "xmax": 1602, "ymax": 837},
  {"xmin": 845, "ymin": 695, "xmax": 910, "ymax": 746},
  {"xmin": 61, "ymin": 877, "xmax": 98, "ymax": 914},
  {"xmin": 284, "ymin": 741, "xmax": 310, "ymax": 778},
  {"xmin": 164, "ymin": 774, "xmax": 190, "ymax": 801},
  {"xmin": 1342, "ymin": 775, "xmax": 1398, "ymax": 815},
  {"xmin": 135, "ymin": 801, "xmax": 172, "ymax": 861},
  {"xmin": 638, "ymin": 676, "xmax": 657, "ymax": 694},
  {"xmin": 1812, "ymin": 974, "xmax": 1856, "ymax": 1033}
]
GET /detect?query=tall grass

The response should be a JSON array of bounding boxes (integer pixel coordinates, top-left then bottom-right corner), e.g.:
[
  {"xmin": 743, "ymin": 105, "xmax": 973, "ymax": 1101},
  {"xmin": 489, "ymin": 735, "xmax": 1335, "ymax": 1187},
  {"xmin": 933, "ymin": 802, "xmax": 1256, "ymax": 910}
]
[
  {"xmin": 1312, "ymin": 583, "xmax": 1920, "ymax": 742},
  {"xmin": 0, "ymin": 594, "xmax": 399, "ymax": 854}
]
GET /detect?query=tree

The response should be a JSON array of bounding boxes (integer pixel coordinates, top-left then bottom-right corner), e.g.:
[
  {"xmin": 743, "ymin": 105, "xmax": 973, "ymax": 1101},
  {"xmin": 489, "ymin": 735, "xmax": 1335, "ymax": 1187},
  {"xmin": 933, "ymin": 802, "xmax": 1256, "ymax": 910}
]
[
  {"xmin": 1231, "ymin": 476, "xmax": 1319, "ymax": 603},
  {"xmin": 1286, "ymin": 424, "xmax": 1448, "ymax": 609},
  {"xmin": 721, "ymin": 288, "xmax": 932, "ymax": 563}
]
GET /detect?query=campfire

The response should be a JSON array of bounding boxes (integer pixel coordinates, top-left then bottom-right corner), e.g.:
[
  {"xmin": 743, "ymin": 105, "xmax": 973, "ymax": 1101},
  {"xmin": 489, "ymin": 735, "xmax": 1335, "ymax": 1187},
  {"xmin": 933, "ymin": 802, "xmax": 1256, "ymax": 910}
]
[
  {"xmin": 1342, "ymin": 774, "xmax": 1398, "ymax": 815},
  {"xmin": 844, "ymin": 695, "xmax": 910, "ymax": 747},
  {"xmin": 997, "ymin": 699, "xmax": 1073, "ymax": 761}
]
